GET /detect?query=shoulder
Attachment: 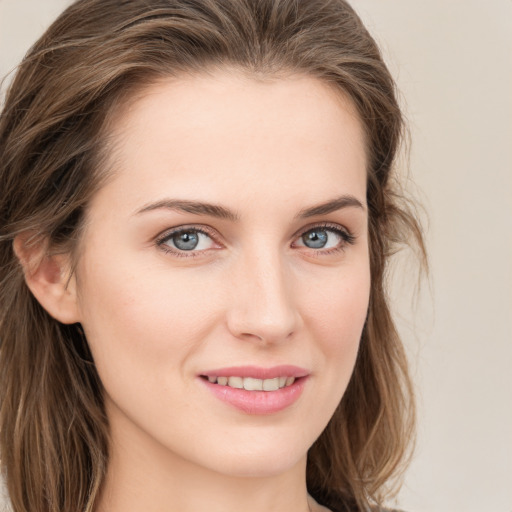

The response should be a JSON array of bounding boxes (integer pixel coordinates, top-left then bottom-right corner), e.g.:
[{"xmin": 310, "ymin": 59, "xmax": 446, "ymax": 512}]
[
  {"xmin": 371, "ymin": 508, "xmax": 406, "ymax": 512},
  {"xmin": 310, "ymin": 491, "xmax": 407, "ymax": 512},
  {"xmin": 0, "ymin": 474, "xmax": 13, "ymax": 512},
  {"xmin": 322, "ymin": 505, "xmax": 407, "ymax": 512}
]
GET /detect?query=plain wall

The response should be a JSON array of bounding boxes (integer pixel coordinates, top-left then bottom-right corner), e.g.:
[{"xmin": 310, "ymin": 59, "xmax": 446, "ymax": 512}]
[{"xmin": 1, "ymin": 1, "xmax": 511, "ymax": 511}]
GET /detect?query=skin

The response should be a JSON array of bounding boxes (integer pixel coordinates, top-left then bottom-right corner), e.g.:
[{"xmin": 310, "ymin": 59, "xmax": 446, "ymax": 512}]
[{"xmin": 68, "ymin": 70, "xmax": 370, "ymax": 512}]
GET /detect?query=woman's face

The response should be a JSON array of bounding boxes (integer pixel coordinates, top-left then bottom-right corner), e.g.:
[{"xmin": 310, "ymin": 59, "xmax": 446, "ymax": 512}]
[{"xmin": 74, "ymin": 71, "xmax": 370, "ymax": 478}]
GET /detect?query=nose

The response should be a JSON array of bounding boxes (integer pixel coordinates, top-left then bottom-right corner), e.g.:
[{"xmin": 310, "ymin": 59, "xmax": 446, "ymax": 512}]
[{"xmin": 226, "ymin": 249, "xmax": 301, "ymax": 345}]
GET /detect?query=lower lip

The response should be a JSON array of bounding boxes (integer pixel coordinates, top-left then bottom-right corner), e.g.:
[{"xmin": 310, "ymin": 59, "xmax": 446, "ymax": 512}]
[{"xmin": 200, "ymin": 377, "xmax": 307, "ymax": 415}]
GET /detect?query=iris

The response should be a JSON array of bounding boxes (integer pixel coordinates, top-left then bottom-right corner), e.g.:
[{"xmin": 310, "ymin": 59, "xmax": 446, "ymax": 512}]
[
  {"xmin": 302, "ymin": 229, "xmax": 329, "ymax": 249},
  {"xmin": 173, "ymin": 231, "xmax": 200, "ymax": 250}
]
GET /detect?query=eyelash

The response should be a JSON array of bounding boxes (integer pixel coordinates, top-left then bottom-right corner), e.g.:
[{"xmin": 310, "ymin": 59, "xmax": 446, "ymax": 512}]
[
  {"xmin": 294, "ymin": 222, "xmax": 356, "ymax": 255},
  {"xmin": 155, "ymin": 223, "xmax": 356, "ymax": 258},
  {"xmin": 156, "ymin": 225, "xmax": 218, "ymax": 258}
]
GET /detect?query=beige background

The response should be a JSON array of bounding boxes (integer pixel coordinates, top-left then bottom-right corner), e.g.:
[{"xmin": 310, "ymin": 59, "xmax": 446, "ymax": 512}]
[{"xmin": 1, "ymin": 1, "xmax": 511, "ymax": 511}]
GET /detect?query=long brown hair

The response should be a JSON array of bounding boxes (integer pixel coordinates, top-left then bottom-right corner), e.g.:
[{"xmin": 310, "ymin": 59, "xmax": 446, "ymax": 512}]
[{"xmin": 0, "ymin": 1, "xmax": 425, "ymax": 511}]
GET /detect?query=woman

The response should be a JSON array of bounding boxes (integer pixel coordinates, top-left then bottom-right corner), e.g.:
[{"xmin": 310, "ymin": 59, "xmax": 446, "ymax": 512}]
[{"xmin": 0, "ymin": 1, "xmax": 425, "ymax": 511}]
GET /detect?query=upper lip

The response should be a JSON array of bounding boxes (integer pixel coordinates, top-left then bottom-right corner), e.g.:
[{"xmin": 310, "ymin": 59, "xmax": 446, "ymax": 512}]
[{"xmin": 200, "ymin": 365, "xmax": 309, "ymax": 380}]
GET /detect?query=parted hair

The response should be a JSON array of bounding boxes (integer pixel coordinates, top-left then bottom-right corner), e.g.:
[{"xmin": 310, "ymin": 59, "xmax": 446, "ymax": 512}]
[{"xmin": 0, "ymin": 1, "xmax": 425, "ymax": 511}]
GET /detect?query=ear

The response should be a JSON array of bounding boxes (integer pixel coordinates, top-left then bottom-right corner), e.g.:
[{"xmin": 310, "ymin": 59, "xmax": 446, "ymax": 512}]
[{"xmin": 13, "ymin": 235, "xmax": 81, "ymax": 324}]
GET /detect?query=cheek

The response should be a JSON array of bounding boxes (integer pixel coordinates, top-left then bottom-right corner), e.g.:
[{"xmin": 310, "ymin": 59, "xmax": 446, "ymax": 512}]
[
  {"xmin": 304, "ymin": 263, "xmax": 370, "ymax": 341},
  {"xmin": 302, "ymin": 264, "xmax": 370, "ymax": 392},
  {"xmin": 75, "ymin": 252, "xmax": 221, "ymax": 385}
]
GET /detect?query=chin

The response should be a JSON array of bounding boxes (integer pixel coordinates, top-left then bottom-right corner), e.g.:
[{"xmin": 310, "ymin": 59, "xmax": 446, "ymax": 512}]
[{"xmin": 187, "ymin": 429, "xmax": 313, "ymax": 479}]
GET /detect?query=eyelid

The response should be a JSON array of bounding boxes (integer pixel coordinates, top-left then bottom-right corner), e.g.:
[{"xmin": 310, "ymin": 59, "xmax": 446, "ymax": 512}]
[
  {"xmin": 293, "ymin": 221, "xmax": 354, "ymax": 240},
  {"xmin": 155, "ymin": 224, "xmax": 222, "ymax": 256},
  {"xmin": 155, "ymin": 224, "xmax": 217, "ymax": 243},
  {"xmin": 292, "ymin": 222, "xmax": 356, "ymax": 250},
  {"xmin": 154, "ymin": 221, "xmax": 356, "ymax": 258}
]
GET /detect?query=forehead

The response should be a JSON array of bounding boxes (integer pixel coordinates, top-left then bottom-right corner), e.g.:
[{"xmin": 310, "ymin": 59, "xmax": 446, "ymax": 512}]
[{"xmin": 94, "ymin": 71, "xmax": 367, "ymax": 215}]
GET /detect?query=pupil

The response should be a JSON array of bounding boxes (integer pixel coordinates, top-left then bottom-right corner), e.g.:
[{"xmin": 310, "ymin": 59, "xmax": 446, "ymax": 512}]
[
  {"xmin": 303, "ymin": 229, "xmax": 328, "ymax": 249},
  {"xmin": 173, "ymin": 231, "xmax": 199, "ymax": 250}
]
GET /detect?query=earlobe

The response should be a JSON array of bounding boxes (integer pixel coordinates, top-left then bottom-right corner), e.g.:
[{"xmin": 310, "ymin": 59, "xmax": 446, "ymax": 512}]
[{"xmin": 13, "ymin": 235, "xmax": 81, "ymax": 325}]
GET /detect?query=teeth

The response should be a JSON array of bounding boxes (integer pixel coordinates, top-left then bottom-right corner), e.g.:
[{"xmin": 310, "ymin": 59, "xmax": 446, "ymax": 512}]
[
  {"xmin": 243, "ymin": 377, "xmax": 263, "ymax": 391},
  {"xmin": 263, "ymin": 377, "xmax": 279, "ymax": 391},
  {"xmin": 207, "ymin": 375, "xmax": 297, "ymax": 391},
  {"xmin": 228, "ymin": 376, "xmax": 243, "ymax": 389}
]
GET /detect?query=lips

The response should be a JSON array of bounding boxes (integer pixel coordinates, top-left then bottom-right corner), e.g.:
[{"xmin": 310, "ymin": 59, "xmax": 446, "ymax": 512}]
[
  {"xmin": 199, "ymin": 365, "xmax": 309, "ymax": 414},
  {"xmin": 204, "ymin": 375, "xmax": 296, "ymax": 391},
  {"xmin": 200, "ymin": 365, "xmax": 309, "ymax": 380}
]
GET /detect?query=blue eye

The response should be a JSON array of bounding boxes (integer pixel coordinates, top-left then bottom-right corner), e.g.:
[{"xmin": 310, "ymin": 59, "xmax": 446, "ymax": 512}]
[
  {"xmin": 295, "ymin": 225, "xmax": 354, "ymax": 251},
  {"xmin": 302, "ymin": 229, "xmax": 329, "ymax": 249},
  {"xmin": 172, "ymin": 230, "xmax": 200, "ymax": 250},
  {"xmin": 159, "ymin": 228, "xmax": 216, "ymax": 253}
]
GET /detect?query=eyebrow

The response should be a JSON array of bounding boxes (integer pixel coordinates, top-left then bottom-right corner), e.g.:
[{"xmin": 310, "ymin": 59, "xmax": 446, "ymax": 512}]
[
  {"xmin": 135, "ymin": 199, "xmax": 239, "ymax": 221},
  {"xmin": 135, "ymin": 194, "xmax": 365, "ymax": 221},
  {"xmin": 297, "ymin": 195, "xmax": 365, "ymax": 218}
]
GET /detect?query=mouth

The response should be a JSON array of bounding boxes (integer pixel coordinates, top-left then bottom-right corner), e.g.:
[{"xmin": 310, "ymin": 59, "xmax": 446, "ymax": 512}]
[
  {"xmin": 200, "ymin": 375, "xmax": 298, "ymax": 391},
  {"xmin": 198, "ymin": 366, "xmax": 309, "ymax": 414}
]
